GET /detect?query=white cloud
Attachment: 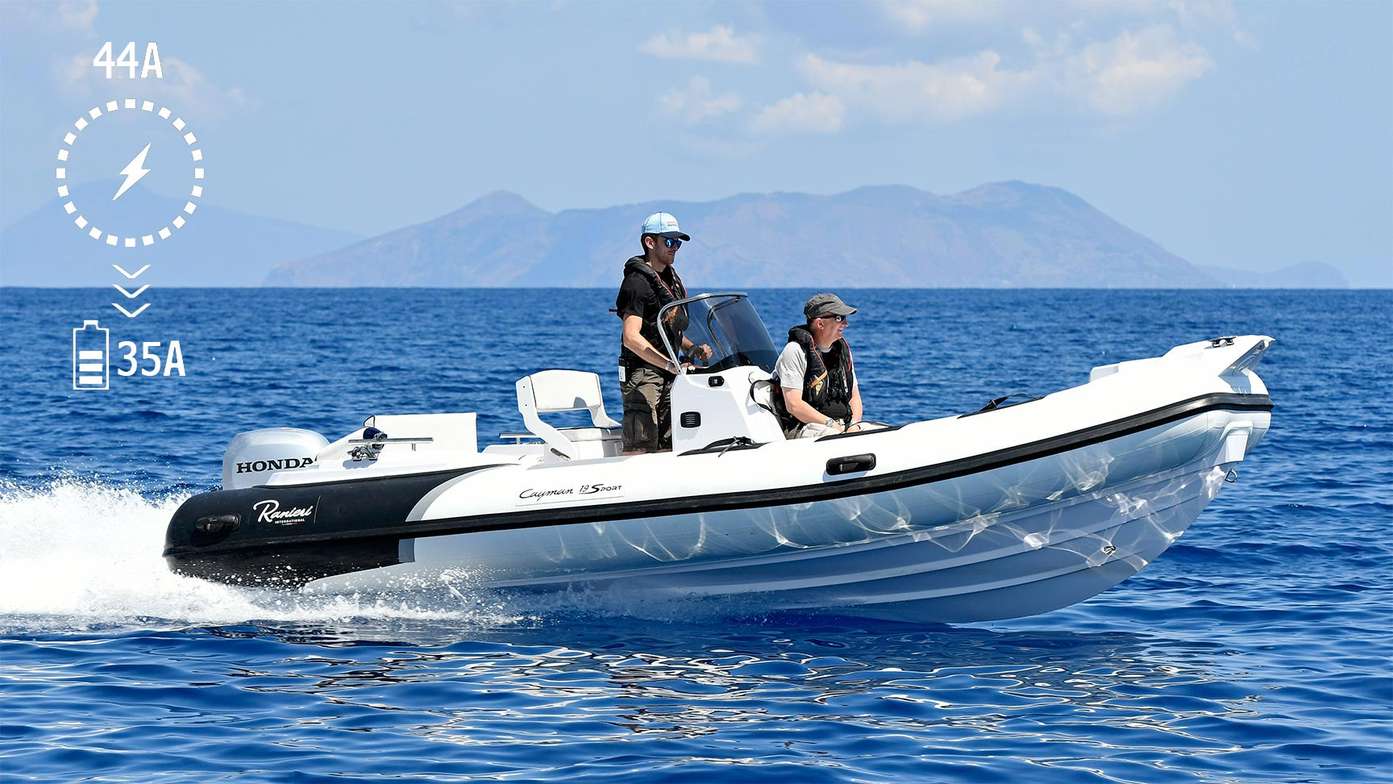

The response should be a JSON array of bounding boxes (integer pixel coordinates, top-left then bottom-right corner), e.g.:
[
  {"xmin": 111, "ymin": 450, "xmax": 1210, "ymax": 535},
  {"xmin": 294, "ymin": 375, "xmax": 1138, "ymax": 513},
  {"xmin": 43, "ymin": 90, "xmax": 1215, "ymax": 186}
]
[
  {"xmin": 1067, "ymin": 25, "xmax": 1211, "ymax": 114},
  {"xmin": 660, "ymin": 3, "xmax": 1227, "ymax": 139},
  {"xmin": 639, "ymin": 25, "xmax": 759, "ymax": 64},
  {"xmin": 1066, "ymin": 0, "xmax": 1169, "ymax": 16},
  {"xmin": 751, "ymin": 92, "xmax": 845, "ymax": 135},
  {"xmin": 876, "ymin": 0, "xmax": 1005, "ymax": 31},
  {"xmin": 877, "ymin": 0, "xmax": 1235, "ymax": 29},
  {"xmin": 758, "ymin": 23, "xmax": 1211, "ymax": 134},
  {"xmin": 800, "ymin": 51, "xmax": 1032, "ymax": 124},
  {"xmin": 1, "ymin": 0, "xmax": 99, "ymax": 35},
  {"xmin": 56, "ymin": 53, "xmax": 251, "ymax": 120},
  {"xmin": 1168, "ymin": 0, "xmax": 1236, "ymax": 28},
  {"xmin": 659, "ymin": 77, "xmax": 742, "ymax": 124},
  {"xmin": 875, "ymin": 0, "xmax": 1254, "ymax": 47},
  {"xmin": 57, "ymin": 0, "xmax": 99, "ymax": 32},
  {"xmin": 1167, "ymin": 0, "xmax": 1255, "ymax": 47}
]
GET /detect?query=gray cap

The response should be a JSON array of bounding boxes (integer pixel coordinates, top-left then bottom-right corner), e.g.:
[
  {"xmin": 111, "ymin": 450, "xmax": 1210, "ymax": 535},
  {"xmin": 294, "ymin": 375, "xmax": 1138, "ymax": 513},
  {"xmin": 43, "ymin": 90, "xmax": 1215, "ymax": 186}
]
[{"xmin": 804, "ymin": 293, "xmax": 858, "ymax": 320}]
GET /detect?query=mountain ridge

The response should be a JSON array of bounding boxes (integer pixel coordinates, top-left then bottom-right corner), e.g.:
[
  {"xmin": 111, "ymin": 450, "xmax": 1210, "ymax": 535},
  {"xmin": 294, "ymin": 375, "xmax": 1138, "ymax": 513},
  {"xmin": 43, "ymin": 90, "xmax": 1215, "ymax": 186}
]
[
  {"xmin": 1, "ymin": 180, "xmax": 361, "ymax": 287},
  {"xmin": 7, "ymin": 181, "xmax": 1347, "ymax": 288},
  {"xmin": 265, "ymin": 181, "xmax": 1218, "ymax": 288}
]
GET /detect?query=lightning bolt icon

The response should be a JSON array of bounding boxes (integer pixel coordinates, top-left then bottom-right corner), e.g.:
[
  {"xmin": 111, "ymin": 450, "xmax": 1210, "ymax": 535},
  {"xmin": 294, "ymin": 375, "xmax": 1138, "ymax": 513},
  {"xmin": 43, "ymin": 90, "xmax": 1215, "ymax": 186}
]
[{"xmin": 112, "ymin": 143, "xmax": 152, "ymax": 202}]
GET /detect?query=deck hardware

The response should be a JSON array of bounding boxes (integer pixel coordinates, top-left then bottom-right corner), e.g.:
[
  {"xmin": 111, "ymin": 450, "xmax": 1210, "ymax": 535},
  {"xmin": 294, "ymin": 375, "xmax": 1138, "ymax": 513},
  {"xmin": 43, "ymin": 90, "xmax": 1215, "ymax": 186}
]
[{"xmin": 827, "ymin": 453, "xmax": 876, "ymax": 475}]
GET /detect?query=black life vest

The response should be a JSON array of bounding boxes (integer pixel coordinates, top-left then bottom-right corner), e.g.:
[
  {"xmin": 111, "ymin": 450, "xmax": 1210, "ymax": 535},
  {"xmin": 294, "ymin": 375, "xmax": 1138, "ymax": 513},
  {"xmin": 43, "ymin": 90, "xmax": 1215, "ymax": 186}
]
[
  {"xmin": 771, "ymin": 325, "xmax": 855, "ymax": 434},
  {"xmin": 616, "ymin": 256, "xmax": 689, "ymax": 371}
]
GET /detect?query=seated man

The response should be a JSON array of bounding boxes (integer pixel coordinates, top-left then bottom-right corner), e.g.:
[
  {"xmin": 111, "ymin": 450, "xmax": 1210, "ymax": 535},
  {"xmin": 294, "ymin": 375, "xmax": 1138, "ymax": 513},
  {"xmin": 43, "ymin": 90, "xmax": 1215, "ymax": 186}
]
[{"xmin": 771, "ymin": 293, "xmax": 865, "ymax": 438}]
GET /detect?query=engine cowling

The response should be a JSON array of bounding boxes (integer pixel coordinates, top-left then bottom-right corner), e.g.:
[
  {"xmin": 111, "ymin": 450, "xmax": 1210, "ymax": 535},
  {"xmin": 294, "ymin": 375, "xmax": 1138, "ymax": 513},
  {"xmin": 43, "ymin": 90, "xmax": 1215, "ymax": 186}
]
[{"xmin": 222, "ymin": 428, "xmax": 328, "ymax": 490}]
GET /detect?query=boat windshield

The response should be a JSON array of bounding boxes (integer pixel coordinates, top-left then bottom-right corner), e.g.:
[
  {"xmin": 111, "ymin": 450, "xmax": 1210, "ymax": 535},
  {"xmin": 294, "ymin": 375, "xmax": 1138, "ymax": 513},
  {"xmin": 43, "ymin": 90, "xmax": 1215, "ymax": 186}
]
[{"xmin": 656, "ymin": 293, "xmax": 779, "ymax": 374}]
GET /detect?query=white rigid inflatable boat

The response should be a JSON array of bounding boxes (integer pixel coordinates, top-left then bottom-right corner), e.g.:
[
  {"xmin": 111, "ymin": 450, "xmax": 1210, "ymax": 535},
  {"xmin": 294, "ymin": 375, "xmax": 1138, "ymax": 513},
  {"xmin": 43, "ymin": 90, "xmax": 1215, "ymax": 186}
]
[{"xmin": 165, "ymin": 294, "xmax": 1275, "ymax": 623}]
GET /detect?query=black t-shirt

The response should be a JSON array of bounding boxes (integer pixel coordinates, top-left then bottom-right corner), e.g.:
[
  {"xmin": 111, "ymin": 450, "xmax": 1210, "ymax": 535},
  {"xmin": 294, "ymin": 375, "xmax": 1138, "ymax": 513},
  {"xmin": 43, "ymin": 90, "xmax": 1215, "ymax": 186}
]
[{"xmin": 616, "ymin": 262, "xmax": 681, "ymax": 372}]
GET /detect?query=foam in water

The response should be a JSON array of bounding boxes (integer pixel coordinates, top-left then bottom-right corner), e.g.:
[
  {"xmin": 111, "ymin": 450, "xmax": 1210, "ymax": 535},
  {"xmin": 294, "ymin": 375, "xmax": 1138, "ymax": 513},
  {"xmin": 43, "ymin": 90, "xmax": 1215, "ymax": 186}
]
[
  {"xmin": 0, "ymin": 478, "xmax": 529, "ymax": 631},
  {"xmin": 0, "ymin": 478, "xmax": 766, "ymax": 632}
]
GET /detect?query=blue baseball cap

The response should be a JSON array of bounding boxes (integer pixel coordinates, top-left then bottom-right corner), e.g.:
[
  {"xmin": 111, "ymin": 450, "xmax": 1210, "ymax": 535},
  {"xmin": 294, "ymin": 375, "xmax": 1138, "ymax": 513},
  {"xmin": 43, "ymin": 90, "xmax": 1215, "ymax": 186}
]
[{"xmin": 641, "ymin": 212, "xmax": 690, "ymax": 241}]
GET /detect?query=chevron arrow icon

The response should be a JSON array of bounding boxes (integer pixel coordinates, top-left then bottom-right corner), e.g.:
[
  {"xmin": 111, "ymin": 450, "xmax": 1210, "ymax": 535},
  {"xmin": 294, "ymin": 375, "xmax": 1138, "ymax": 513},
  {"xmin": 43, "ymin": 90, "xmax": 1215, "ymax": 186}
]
[
  {"xmin": 112, "ymin": 264, "xmax": 150, "ymax": 279},
  {"xmin": 112, "ymin": 284, "xmax": 149, "ymax": 299},
  {"xmin": 111, "ymin": 302, "xmax": 151, "ymax": 318}
]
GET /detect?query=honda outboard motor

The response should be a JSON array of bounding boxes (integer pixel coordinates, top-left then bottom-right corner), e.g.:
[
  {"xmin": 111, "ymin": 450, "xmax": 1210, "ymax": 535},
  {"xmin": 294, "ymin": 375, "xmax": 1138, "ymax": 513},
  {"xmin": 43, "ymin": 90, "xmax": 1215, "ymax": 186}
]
[{"xmin": 222, "ymin": 428, "xmax": 328, "ymax": 490}]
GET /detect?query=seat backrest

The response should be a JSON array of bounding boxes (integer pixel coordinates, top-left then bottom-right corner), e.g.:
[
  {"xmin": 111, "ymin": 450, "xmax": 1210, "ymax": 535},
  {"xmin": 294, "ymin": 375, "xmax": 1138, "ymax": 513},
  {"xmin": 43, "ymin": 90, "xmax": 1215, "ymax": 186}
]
[{"xmin": 516, "ymin": 370, "xmax": 620, "ymax": 459}]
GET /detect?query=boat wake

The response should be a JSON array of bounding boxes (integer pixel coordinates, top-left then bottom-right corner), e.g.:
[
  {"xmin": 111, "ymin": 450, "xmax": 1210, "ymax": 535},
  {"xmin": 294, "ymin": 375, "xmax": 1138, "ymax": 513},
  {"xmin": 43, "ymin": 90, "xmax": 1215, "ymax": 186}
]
[
  {"xmin": 0, "ymin": 478, "xmax": 533, "ymax": 632},
  {"xmin": 0, "ymin": 478, "xmax": 782, "ymax": 633}
]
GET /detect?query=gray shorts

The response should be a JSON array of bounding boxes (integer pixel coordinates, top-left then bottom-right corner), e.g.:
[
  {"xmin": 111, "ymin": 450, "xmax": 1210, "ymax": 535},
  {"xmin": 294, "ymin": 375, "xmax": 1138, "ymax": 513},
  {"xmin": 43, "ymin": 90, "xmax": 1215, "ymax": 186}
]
[{"xmin": 619, "ymin": 365, "xmax": 672, "ymax": 452}]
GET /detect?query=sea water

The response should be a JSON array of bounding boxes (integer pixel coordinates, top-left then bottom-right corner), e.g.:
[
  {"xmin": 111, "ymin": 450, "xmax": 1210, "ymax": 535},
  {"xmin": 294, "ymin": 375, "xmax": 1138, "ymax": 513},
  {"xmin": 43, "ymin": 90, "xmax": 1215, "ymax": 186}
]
[{"xmin": 1, "ymin": 288, "xmax": 1389, "ymax": 782}]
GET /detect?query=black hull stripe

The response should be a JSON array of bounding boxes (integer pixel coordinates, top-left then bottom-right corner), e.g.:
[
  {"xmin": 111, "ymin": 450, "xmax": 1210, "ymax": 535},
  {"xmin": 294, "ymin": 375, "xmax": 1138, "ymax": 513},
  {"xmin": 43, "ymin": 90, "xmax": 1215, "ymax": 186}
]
[{"xmin": 166, "ymin": 392, "xmax": 1270, "ymax": 560}]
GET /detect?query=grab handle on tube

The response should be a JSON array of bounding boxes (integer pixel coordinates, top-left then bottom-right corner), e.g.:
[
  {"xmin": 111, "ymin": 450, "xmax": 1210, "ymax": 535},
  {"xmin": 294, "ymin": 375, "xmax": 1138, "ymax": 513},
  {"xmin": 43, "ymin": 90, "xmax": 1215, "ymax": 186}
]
[{"xmin": 827, "ymin": 453, "xmax": 876, "ymax": 475}]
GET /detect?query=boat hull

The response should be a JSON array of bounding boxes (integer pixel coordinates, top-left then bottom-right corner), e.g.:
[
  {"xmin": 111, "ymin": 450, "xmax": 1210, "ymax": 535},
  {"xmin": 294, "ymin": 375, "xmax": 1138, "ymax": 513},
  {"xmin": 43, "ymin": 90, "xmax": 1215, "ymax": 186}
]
[{"xmin": 300, "ymin": 407, "xmax": 1262, "ymax": 622}]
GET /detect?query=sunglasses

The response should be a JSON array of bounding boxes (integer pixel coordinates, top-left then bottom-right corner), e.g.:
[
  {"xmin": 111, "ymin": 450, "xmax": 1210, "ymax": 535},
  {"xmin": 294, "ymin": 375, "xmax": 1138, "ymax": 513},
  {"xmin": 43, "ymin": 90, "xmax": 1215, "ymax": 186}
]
[
  {"xmin": 818, "ymin": 313, "xmax": 848, "ymax": 323},
  {"xmin": 662, "ymin": 237, "xmax": 682, "ymax": 250}
]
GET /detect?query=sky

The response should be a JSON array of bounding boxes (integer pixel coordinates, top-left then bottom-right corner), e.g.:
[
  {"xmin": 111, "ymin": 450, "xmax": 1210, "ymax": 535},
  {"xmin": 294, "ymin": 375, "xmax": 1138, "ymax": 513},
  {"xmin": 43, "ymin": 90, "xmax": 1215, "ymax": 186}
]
[{"xmin": 2, "ymin": 0, "xmax": 1389, "ymax": 285}]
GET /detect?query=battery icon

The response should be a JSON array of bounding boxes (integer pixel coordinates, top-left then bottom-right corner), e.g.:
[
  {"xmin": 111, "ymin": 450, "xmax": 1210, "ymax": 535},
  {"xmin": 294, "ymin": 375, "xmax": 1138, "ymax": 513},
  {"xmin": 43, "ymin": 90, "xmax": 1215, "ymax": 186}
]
[{"xmin": 72, "ymin": 320, "xmax": 110, "ymax": 391}]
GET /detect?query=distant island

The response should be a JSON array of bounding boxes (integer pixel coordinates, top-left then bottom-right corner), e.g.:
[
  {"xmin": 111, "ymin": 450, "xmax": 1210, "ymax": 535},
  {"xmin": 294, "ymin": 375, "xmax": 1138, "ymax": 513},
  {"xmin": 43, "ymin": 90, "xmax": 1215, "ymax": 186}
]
[
  {"xmin": 1, "ymin": 180, "xmax": 1351, "ymax": 288},
  {"xmin": 263, "ymin": 182, "xmax": 1349, "ymax": 289}
]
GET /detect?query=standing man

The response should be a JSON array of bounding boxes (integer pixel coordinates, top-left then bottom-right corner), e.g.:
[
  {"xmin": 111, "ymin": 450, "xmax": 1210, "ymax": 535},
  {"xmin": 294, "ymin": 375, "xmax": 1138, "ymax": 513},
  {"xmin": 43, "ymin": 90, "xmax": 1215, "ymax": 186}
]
[
  {"xmin": 771, "ymin": 293, "xmax": 865, "ymax": 438},
  {"xmin": 615, "ymin": 212, "xmax": 712, "ymax": 454}
]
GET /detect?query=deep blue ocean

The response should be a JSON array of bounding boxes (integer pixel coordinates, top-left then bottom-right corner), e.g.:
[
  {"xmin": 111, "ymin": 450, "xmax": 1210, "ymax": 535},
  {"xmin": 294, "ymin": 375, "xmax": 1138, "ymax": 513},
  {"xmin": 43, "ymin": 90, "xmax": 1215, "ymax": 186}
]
[{"xmin": 1, "ymin": 288, "xmax": 1390, "ymax": 783}]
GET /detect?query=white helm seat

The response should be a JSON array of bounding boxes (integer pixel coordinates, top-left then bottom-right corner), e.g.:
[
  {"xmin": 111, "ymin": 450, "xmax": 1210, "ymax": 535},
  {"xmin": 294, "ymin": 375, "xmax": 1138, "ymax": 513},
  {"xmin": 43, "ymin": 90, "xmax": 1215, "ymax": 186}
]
[{"xmin": 516, "ymin": 370, "xmax": 622, "ymax": 459}]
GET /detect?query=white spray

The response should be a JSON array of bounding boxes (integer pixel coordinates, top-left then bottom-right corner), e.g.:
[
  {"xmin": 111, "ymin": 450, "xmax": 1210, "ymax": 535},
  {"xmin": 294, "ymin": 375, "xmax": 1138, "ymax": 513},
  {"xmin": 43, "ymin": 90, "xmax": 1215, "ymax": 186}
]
[{"xmin": 0, "ymin": 478, "xmax": 527, "ymax": 632}]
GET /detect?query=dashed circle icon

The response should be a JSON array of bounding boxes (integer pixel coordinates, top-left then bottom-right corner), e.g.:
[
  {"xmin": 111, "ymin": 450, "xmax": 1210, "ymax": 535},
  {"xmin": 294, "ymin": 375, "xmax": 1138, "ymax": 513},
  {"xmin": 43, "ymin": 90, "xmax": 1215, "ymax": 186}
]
[{"xmin": 55, "ymin": 99, "xmax": 205, "ymax": 248}]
